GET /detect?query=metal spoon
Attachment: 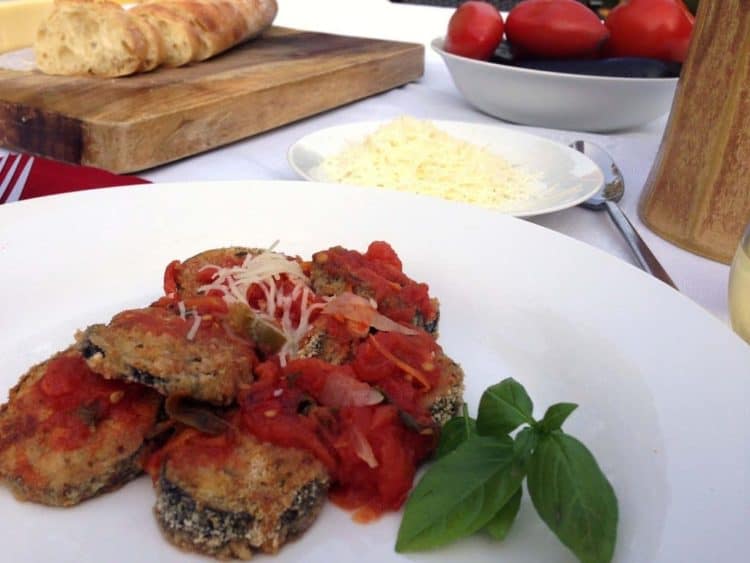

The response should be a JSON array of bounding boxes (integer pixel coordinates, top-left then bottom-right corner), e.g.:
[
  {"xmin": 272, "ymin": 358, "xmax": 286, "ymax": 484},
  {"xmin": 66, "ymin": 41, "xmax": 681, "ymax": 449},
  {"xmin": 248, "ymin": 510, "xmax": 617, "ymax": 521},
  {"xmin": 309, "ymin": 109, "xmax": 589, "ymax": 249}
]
[{"xmin": 571, "ymin": 140, "xmax": 678, "ymax": 290}]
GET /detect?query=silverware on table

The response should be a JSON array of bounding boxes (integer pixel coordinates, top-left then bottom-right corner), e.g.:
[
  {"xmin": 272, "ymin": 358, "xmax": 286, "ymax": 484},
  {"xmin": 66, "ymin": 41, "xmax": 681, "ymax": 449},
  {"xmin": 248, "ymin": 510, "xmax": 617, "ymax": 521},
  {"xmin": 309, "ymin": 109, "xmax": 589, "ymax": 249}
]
[{"xmin": 570, "ymin": 140, "xmax": 678, "ymax": 290}]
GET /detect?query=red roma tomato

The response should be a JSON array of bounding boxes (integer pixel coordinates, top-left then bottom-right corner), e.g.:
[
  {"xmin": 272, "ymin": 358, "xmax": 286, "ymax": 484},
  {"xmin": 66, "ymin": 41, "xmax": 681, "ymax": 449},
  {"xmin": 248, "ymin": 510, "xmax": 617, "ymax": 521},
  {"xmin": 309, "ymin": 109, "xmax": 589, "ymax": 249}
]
[
  {"xmin": 444, "ymin": 1, "xmax": 504, "ymax": 61},
  {"xmin": 505, "ymin": 0, "xmax": 609, "ymax": 59},
  {"xmin": 605, "ymin": 0, "xmax": 694, "ymax": 63}
]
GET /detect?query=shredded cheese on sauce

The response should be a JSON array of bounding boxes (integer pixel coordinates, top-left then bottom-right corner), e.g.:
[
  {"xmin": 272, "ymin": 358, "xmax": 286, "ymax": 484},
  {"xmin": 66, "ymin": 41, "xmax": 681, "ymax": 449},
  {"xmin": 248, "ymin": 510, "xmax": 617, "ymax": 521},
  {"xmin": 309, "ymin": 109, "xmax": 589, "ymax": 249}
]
[
  {"xmin": 199, "ymin": 247, "xmax": 307, "ymax": 305},
  {"xmin": 186, "ymin": 313, "xmax": 202, "ymax": 341},
  {"xmin": 177, "ymin": 301, "xmax": 187, "ymax": 320},
  {"xmin": 319, "ymin": 116, "xmax": 537, "ymax": 210},
  {"xmin": 198, "ymin": 247, "xmax": 324, "ymax": 365},
  {"xmin": 275, "ymin": 284, "xmax": 325, "ymax": 366}
]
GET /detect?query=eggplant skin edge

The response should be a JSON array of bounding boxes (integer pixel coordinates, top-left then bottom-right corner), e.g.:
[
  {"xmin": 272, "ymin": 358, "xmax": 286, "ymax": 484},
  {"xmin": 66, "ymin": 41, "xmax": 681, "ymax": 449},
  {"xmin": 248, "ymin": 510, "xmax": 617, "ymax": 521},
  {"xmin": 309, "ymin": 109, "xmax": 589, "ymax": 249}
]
[{"xmin": 491, "ymin": 43, "xmax": 681, "ymax": 78}]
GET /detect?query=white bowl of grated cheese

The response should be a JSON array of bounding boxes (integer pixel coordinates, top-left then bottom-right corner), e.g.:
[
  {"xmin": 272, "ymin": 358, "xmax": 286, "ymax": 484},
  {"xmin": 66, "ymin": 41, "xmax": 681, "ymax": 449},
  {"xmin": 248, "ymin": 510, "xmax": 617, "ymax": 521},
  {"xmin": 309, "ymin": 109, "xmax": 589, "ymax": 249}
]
[
  {"xmin": 432, "ymin": 38, "xmax": 678, "ymax": 133},
  {"xmin": 287, "ymin": 117, "xmax": 603, "ymax": 217}
]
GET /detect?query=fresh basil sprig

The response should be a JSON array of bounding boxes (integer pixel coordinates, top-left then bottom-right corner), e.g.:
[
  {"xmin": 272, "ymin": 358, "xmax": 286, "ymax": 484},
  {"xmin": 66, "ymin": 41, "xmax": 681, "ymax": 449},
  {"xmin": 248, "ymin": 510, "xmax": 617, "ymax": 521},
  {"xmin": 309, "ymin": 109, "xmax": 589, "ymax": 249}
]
[
  {"xmin": 434, "ymin": 403, "xmax": 477, "ymax": 459},
  {"xmin": 395, "ymin": 378, "xmax": 619, "ymax": 563}
]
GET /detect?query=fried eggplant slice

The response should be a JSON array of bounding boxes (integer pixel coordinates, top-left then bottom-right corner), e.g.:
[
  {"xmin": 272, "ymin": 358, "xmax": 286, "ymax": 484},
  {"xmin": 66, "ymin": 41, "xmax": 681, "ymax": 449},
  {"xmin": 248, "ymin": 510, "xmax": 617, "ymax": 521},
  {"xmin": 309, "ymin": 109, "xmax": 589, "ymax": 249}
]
[
  {"xmin": 352, "ymin": 331, "xmax": 465, "ymax": 427},
  {"xmin": 308, "ymin": 242, "xmax": 440, "ymax": 335},
  {"xmin": 164, "ymin": 246, "xmax": 321, "ymax": 360},
  {"xmin": 297, "ymin": 314, "xmax": 361, "ymax": 365},
  {"xmin": 424, "ymin": 350, "xmax": 465, "ymax": 426},
  {"xmin": 165, "ymin": 246, "xmax": 261, "ymax": 298},
  {"xmin": 77, "ymin": 306, "xmax": 257, "ymax": 405},
  {"xmin": 149, "ymin": 424, "xmax": 330, "ymax": 559},
  {"xmin": 0, "ymin": 348, "xmax": 163, "ymax": 506}
]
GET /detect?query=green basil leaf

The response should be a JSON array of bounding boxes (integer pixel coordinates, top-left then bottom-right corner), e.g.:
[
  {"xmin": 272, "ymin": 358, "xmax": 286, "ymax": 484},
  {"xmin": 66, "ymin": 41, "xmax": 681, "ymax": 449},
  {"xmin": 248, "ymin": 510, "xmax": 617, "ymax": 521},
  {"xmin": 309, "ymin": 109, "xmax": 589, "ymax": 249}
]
[
  {"xmin": 485, "ymin": 486, "xmax": 523, "ymax": 541},
  {"xmin": 513, "ymin": 426, "xmax": 540, "ymax": 469},
  {"xmin": 436, "ymin": 413, "xmax": 478, "ymax": 459},
  {"xmin": 477, "ymin": 378, "xmax": 535, "ymax": 436},
  {"xmin": 395, "ymin": 435, "xmax": 524, "ymax": 552},
  {"xmin": 527, "ymin": 432, "xmax": 619, "ymax": 563},
  {"xmin": 539, "ymin": 402, "xmax": 578, "ymax": 433}
]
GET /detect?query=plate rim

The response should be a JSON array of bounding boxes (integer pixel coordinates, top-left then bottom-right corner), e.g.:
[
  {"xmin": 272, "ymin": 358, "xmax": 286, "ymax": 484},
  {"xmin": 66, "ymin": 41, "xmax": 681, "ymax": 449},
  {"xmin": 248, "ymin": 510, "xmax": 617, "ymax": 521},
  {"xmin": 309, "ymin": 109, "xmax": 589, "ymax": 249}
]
[
  {"xmin": 1, "ymin": 179, "xmax": 749, "ymax": 563},
  {"xmin": 286, "ymin": 118, "xmax": 605, "ymax": 218}
]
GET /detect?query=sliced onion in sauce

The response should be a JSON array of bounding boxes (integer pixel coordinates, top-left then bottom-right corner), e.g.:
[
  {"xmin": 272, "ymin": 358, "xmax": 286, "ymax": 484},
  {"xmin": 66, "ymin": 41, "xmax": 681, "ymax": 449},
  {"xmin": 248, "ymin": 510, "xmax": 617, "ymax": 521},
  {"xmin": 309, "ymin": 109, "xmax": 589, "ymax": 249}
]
[
  {"xmin": 319, "ymin": 369, "xmax": 384, "ymax": 408},
  {"xmin": 322, "ymin": 292, "xmax": 418, "ymax": 335},
  {"xmin": 350, "ymin": 424, "xmax": 379, "ymax": 468}
]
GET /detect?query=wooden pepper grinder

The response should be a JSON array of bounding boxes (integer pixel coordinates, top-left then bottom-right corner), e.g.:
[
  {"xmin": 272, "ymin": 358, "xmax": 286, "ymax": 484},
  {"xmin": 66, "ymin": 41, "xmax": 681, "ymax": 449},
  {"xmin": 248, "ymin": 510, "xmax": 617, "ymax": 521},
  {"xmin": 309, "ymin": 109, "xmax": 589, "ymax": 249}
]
[{"xmin": 638, "ymin": 0, "xmax": 750, "ymax": 264}]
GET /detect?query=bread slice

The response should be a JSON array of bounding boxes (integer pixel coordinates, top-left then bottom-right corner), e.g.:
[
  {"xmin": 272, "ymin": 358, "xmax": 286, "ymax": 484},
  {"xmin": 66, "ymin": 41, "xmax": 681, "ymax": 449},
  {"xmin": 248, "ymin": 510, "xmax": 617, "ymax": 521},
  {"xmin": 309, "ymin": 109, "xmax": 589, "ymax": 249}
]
[
  {"xmin": 156, "ymin": 1, "xmax": 237, "ymax": 62},
  {"xmin": 232, "ymin": 0, "xmax": 278, "ymax": 43},
  {"xmin": 35, "ymin": 0, "xmax": 149, "ymax": 77},
  {"xmin": 129, "ymin": 3, "xmax": 202, "ymax": 67},
  {"xmin": 130, "ymin": 11, "xmax": 164, "ymax": 72},
  {"xmin": 34, "ymin": 0, "xmax": 279, "ymax": 76},
  {"xmin": 133, "ymin": 0, "xmax": 277, "ymax": 65}
]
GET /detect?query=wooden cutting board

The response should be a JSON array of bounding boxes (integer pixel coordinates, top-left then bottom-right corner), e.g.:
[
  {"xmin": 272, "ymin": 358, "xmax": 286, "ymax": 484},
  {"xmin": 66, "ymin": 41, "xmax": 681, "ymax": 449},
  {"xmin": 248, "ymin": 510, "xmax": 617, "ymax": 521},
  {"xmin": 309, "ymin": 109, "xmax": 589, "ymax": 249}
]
[{"xmin": 0, "ymin": 27, "xmax": 424, "ymax": 173}]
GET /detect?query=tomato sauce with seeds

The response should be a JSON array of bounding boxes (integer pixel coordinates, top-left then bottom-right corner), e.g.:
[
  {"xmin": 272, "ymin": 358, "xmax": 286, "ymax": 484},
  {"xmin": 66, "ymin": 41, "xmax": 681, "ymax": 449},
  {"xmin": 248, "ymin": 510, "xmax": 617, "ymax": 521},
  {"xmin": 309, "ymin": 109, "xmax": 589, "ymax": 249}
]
[
  {"xmin": 145, "ymin": 425, "xmax": 238, "ymax": 479},
  {"xmin": 313, "ymin": 242, "xmax": 437, "ymax": 327},
  {"xmin": 245, "ymin": 275, "xmax": 323, "ymax": 328},
  {"xmin": 352, "ymin": 332, "xmax": 441, "ymax": 424},
  {"xmin": 240, "ymin": 347, "xmax": 439, "ymax": 520},
  {"xmin": 29, "ymin": 353, "xmax": 154, "ymax": 452},
  {"xmin": 109, "ymin": 307, "xmax": 239, "ymax": 344},
  {"xmin": 167, "ymin": 251, "xmax": 247, "ymax": 296},
  {"xmin": 154, "ymin": 242, "xmax": 448, "ymax": 522}
]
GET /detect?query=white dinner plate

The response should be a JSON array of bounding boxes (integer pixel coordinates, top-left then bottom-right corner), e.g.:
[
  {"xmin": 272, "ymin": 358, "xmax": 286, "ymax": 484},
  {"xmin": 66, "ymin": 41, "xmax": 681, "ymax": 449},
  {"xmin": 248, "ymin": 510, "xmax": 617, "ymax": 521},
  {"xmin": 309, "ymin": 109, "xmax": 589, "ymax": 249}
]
[
  {"xmin": 1, "ymin": 181, "xmax": 748, "ymax": 563},
  {"xmin": 287, "ymin": 120, "xmax": 604, "ymax": 217}
]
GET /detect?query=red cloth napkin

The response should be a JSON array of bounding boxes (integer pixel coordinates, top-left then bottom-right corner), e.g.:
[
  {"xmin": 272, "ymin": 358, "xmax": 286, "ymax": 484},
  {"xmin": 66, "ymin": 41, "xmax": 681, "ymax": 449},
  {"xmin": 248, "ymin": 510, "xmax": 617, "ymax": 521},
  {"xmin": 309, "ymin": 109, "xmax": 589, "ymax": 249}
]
[{"xmin": 0, "ymin": 152, "xmax": 150, "ymax": 204}]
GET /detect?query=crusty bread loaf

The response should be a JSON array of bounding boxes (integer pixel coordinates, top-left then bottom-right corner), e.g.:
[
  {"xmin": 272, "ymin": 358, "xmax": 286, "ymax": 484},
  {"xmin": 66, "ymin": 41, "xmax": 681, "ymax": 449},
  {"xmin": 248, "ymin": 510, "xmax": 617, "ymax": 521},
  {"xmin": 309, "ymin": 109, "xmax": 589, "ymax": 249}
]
[
  {"xmin": 129, "ymin": 10, "xmax": 165, "ymax": 72},
  {"xmin": 34, "ymin": 0, "xmax": 278, "ymax": 77},
  {"xmin": 141, "ymin": 1, "xmax": 243, "ymax": 62},
  {"xmin": 129, "ymin": 3, "xmax": 203, "ymax": 67},
  {"xmin": 35, "ymin": 0, "xmax": 149, "ymax": 78}
]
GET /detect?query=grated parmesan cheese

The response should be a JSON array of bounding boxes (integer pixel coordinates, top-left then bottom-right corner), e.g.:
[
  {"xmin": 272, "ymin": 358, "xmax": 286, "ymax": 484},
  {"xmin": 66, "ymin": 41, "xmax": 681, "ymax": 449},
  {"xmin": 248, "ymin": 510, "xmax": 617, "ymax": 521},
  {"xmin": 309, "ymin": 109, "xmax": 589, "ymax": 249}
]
[
  {"xmin": 199, "ymin": 246, "xmax": 307, "ymax": 306},
  {"xmin": 177, "ymin": 301, "xmax": 187, "ymax": 320},
  {"xmin": 186, "ymin": 313, "xmax": 202, "ymax": 341},
  {"xmin": 319, "ymin": 116, "xmax": 537, "ymax": 210},
  {"xmin": 198, "ymin": 246, "xmax": 324, "ymax": 366}
]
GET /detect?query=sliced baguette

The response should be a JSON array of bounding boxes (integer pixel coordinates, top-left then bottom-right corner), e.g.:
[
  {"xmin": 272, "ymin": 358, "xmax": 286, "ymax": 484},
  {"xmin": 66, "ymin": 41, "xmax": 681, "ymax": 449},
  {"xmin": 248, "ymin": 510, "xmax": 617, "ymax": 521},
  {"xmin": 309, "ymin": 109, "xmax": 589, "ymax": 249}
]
[
  {"xmin": 34, "ymin": 0, "xmax": 279, "ymax": 77},
  {"xmin": 129, "ymin": 3, "xmax": 202, "ymax": 67},
  {"xmin": 154, "ymin": 1, "xmax": 238, "ymax": 62},
  {"xmin": 134, "ymin": 0, "xmax": 277, "ymax": 65},
  {"xmin": 35, "ymin": 0, "xmax": 148, "ymax": 77},
  {"xmin": 231, "ymin": 0, "xmax": 278, "ymax": 44},
  {"xmin": 130, "ymin": 11, "xmax": 164, "ymax": 72}
]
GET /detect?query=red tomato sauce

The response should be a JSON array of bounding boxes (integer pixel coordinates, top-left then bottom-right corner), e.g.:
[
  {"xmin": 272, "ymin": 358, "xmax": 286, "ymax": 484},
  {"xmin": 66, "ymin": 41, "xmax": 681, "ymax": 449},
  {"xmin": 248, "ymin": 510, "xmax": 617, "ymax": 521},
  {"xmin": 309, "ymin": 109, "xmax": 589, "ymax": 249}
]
[
  {"xmin": 245, "ymin": 274, "xmax": 324, "ymax": 329},
  {"xmin": 145, "ymin": 423, "xmax": 238, "ymax": 479},
  {"xmin": 108, "ymin": 307, "xmax": 245, "ymax": 346},
  {"xmin": 311, "ymin": 242, "xmax": 437, "ymax": 328},
  {"xmin": 353, "ymin": 332, "xmax": 443, "ymax": 426},
  {"xmin": 156, "ymin": 242, "xmax": 444, "ymax": 521},
  {"xmin": 165, "ymin": 252, "xmax": 246, "ymax": 296},
  {"xmin": 239, "ymin": 330, "xmax": 440, "ymax": 521},
  {"xmin": 29, "ymin": 353, "xmax": 155, "ymax": 452}
]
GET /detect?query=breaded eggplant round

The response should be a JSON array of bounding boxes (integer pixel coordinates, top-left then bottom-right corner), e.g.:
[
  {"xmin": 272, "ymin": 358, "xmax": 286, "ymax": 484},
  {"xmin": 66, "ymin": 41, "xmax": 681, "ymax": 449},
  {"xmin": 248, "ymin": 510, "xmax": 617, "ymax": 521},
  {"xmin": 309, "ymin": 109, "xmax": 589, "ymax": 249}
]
[
  {"xmin": 167, "ymin": 246, "xmax": 261, "ymax": 298},
  {"xmin": 297, "ymin": 314, "xmax": 362, "ymax": 365},
  {"xmin": 0, "ymin": 348, "xmax": 163, "ymax": 506},
  {"xmin": 77, "ymin": 306, "xmax": 257, "ymax": 405},
  {"xmin": 352, "ymin": 331, "xmax": 465, "ymax": 427},
  {"xmin": 150, "ymin": 425, "xmax": 330, "ymax": 559},
  {"xmin": 309, "ymin": 243, "xmax": 440, "ymax": 335},
  {"xmin": 424, "ymin": 350, "xmax": 465, "ymax": 426}
]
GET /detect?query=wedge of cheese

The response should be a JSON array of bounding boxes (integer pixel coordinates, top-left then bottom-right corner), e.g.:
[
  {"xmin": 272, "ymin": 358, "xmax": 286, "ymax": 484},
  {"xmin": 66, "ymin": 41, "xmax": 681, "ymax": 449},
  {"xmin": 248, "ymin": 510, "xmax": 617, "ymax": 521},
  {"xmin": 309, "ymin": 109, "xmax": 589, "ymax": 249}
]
[{"xmin": 0, "ymin": 0, "xmax": 131, "ymax": 54}]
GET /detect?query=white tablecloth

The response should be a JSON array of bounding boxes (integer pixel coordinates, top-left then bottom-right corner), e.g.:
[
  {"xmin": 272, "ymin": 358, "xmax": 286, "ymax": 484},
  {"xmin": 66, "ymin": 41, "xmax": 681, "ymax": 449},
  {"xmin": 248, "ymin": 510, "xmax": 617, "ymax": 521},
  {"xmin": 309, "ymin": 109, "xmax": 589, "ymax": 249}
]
[{"xmin": 144, "ymin": 0, "xmax": 732, "ymax": 325}]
